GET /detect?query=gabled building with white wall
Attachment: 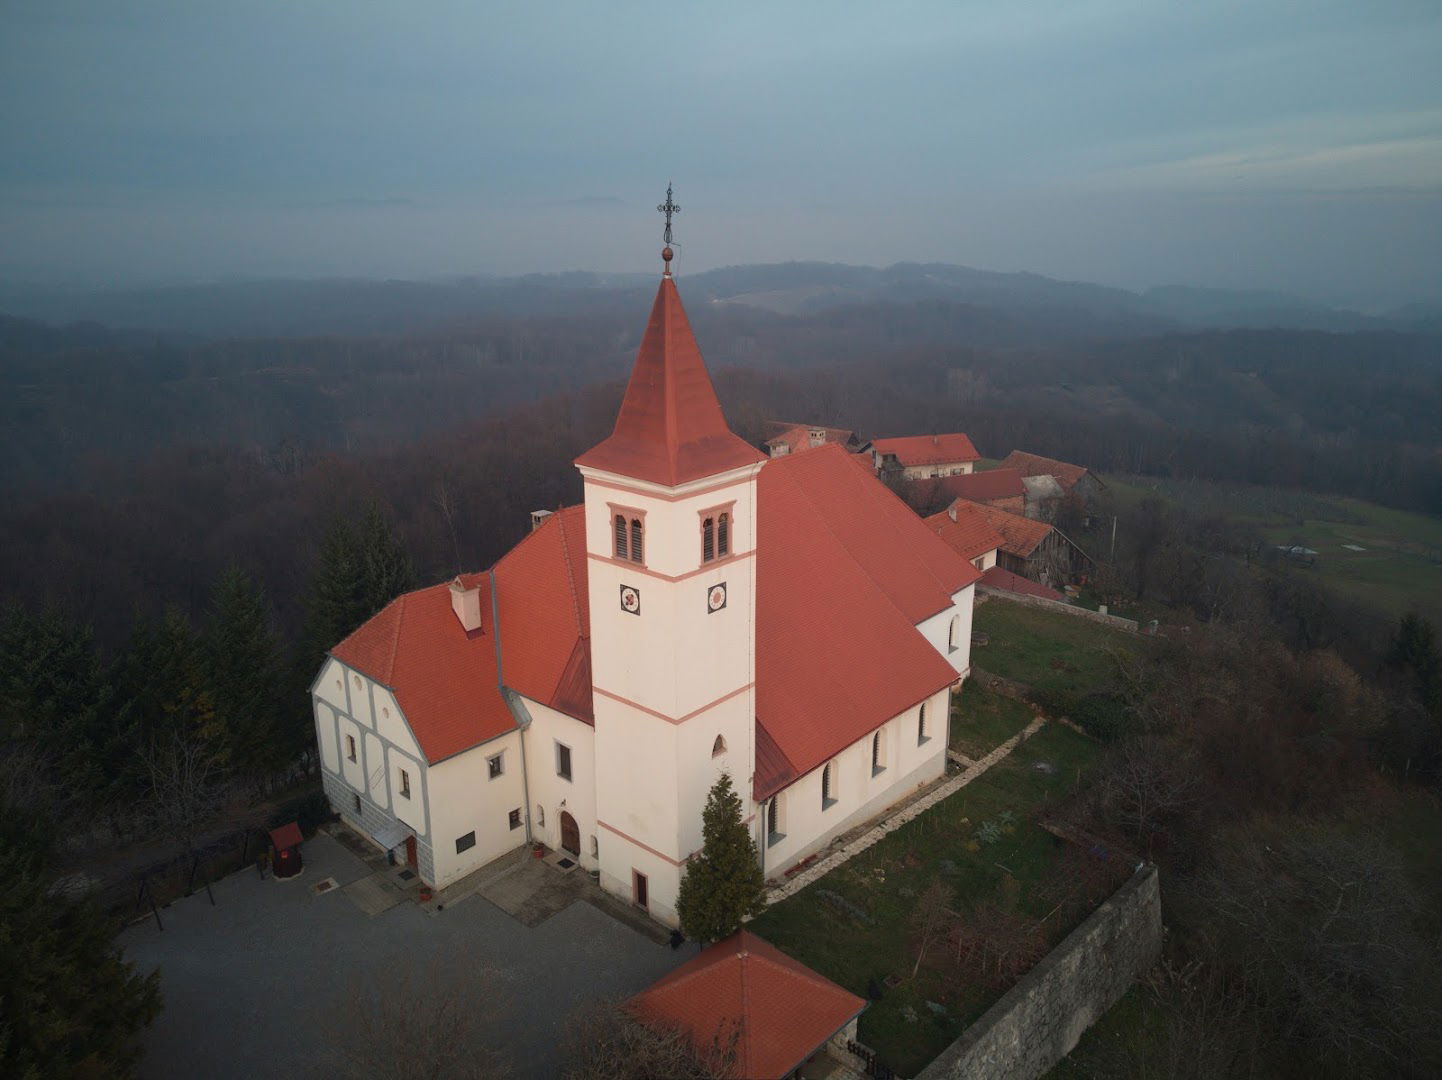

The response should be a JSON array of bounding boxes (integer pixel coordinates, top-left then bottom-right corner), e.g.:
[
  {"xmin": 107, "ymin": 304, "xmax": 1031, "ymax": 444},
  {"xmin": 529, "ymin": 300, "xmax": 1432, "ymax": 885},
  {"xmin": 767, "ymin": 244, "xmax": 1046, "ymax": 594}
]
[{"xmin": 312, "ymin": 246, "xmax": 981, "ymax": 925}]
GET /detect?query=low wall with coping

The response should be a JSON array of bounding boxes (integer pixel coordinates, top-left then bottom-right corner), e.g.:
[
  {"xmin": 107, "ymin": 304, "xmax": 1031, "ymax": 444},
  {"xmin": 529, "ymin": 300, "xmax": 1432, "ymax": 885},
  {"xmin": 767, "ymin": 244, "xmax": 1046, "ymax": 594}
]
[
  {"xmin": 917, "ymin": 864, "xmax": 1162, "ymax": 1080},
  {"xmin": 976, "ymin": 586, "xmax": 1139, "ymax": 633}
]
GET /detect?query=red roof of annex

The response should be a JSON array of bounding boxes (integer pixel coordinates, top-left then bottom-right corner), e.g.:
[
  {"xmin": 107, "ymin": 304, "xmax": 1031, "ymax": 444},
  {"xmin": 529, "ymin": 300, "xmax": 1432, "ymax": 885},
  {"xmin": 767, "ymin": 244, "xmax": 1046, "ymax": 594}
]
[
  {"xmin": 1000, "ymin": 450, "xmax": 1101, "ymax": 492},
  {"xmin": 630, "ymin": 930, "xmax": 866, "ymax": 1080},
  {"xmin": 872, "ymin": 432, "xmax": 980, "ymax": 468},
  {"xmin": 924, "ymin": 502, "xmax": 1006, "ymax": 562}
]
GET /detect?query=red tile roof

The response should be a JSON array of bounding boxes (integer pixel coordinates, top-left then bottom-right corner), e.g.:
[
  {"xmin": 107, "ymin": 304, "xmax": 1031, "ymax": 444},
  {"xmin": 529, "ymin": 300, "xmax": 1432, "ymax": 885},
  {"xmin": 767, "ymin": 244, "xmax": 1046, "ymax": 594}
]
[
  {"xmin": 924, "ymin": 503, "xmax": 1006, "ymax": 562},
  {"xmin": 872, "ymin": 432, "xmax": 980, "ymax": 467},
  {"xmin": 963, "ymin": 501, "xmax": 1055, "ymax": 558},
  {"xmin": 926, "ymin": 467, "xmax": 1026, "ymax": 503},
  {"xmin": 332, "ymin": 572, "xmax": 513, "ymax": 764},
  {"xmin": 630, "ymin": 930, "xmax": 866, "ymax": 1080},
  {"xmin": 753, "ymin": 445, "xmax": 976, "ymax": 797},
  {"xmin": 575, "ymin": 275, "xmax": 766, "ymax": 487},
  {"xmin": 1000, "ymin": 450, "xmax": 1098, "ymax": 492},
  {"xmin": 764, "ymin": 422, "xmax": 856, "ymax": 456},
  {"xmin": 979, "ymin": 565, "xmax": 1066, "ymax": 601}
]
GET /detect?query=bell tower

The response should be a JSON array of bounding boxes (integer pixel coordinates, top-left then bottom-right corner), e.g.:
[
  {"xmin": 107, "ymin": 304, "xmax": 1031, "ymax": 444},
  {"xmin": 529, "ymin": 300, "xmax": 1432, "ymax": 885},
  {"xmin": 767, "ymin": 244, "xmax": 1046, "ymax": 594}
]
[{"xmin": 574, "ymin": 189, "xmax": 766, "ymax": 925}]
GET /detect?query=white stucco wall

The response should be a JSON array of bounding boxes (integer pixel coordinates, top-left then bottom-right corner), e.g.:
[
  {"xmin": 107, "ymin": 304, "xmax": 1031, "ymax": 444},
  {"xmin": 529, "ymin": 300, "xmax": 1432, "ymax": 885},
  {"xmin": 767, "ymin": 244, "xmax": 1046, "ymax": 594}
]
[
  {"xmin": 387, "ymin": 743, "xmax": 425, "ymax": 835},
  {"xmin": 426, "ymin": 731, "xmax": 526, "ymax": 888},
  {"xmin": 756, "ymin": 686, "xmax": 950, "ymax": 878},
  {"xmin": 915, "ymin": 585, "xmax": 976, "ymax": 679},
  {"xmin": 316, "ymin": 702, "xmax": 339, "ymax": 773},
  {"xmin": 523, "ymin": 700, "xmax": 600, "ymax": 869}
]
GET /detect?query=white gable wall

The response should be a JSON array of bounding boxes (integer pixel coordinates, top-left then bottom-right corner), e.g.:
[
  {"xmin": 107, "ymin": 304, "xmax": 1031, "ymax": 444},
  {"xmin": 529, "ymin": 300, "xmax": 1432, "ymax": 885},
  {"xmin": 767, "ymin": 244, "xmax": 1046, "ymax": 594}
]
[
  {"xmin": 523, "ymin": 700, "xmax": 599, "ymax": 870},
  {"xmin": 915, "ymin": 585, "xmax": 975, "ymax": 679},
  {"xmin": 426, "ymin": 731, "xmax": 526, "ymax": 887}
]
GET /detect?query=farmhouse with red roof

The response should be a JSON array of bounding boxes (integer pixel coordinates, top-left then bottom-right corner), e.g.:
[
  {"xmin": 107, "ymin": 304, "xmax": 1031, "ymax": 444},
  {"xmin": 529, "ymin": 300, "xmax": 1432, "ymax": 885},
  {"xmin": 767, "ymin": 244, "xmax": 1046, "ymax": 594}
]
[
  {"xmin": 310, "ymin": 244, "xmax": 979, "ymax": 923},
  {"xmin": 871, "ymin": 432, "xmax": 981, "ymax": 480}
]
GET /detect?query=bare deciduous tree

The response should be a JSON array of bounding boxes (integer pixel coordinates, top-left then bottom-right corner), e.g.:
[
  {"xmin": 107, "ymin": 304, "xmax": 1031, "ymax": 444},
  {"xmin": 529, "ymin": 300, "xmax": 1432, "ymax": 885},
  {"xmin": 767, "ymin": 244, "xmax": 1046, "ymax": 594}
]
[
  {"xmin": 910, "ymin": 880, "xmax": 955, "ymax": 978},
  {"xmin": 561, "ymin": 998, "xmax": 737, "ymax": 1080},
  {"xmin": 141, "ymin": 731, "xmax": 225, "ymax": 860}
]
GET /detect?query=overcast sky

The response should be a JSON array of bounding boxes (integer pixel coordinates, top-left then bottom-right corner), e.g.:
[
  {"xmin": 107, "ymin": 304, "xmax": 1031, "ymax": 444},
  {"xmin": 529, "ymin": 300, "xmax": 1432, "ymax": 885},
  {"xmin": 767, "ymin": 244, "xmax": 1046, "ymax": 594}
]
[{"xmin": 2, "ymin": 1, "xmax": 1439, "ymax": 307}]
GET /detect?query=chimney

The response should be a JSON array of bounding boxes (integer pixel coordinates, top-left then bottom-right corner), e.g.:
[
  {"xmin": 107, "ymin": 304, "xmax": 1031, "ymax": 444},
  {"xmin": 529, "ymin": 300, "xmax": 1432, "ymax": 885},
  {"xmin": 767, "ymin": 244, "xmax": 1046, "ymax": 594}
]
[
  {"xmin": 449, "ymin": 577, "xmax": 483, "ymax": 633},
  {"xmin": 530, "ymin": 509, "xmax": 554, "ymax": 532}
]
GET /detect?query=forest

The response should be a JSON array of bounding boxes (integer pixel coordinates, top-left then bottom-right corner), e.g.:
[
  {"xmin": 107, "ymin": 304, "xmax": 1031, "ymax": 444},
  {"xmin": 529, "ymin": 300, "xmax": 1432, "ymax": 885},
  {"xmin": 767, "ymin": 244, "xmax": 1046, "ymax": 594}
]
[{"xmin": 2, "ymin": 267, "xmax": 1441, "ymax": 1076}]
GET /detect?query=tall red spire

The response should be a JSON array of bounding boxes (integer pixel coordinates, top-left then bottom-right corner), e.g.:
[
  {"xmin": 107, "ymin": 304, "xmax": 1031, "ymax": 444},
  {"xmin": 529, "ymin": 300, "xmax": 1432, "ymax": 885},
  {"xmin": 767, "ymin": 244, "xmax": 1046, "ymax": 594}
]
[{"xmin": 575, "ymin": 264, "xmax": 765, "ymax": 488}]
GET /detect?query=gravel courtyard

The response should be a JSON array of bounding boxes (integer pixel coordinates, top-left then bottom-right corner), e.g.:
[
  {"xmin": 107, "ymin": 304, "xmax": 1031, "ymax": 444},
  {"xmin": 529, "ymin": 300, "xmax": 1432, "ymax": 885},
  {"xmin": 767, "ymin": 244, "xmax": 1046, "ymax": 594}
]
[{"xmin": 121, "ymin": 831, "xmax": 691, "ymax": 1079}]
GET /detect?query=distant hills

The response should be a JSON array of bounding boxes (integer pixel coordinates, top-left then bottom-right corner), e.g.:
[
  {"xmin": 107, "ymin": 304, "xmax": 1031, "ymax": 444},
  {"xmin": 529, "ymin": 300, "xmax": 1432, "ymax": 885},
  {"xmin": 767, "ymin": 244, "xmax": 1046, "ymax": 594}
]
[{"xmin": 1, "ymin": 261, "xmax": 1436, "ymax": 341}]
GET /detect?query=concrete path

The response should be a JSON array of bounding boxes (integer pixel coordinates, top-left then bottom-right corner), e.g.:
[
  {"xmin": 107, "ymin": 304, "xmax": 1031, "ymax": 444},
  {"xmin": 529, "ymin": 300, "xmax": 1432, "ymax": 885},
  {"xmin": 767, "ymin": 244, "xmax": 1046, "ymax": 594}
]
[
  {"xmin": 121, "ymin": 831, "xmax": 691, "ymax": 1080},
  {"xmin": 767, "ymin": 715, "xmax": 1047, "ymax": 904}
]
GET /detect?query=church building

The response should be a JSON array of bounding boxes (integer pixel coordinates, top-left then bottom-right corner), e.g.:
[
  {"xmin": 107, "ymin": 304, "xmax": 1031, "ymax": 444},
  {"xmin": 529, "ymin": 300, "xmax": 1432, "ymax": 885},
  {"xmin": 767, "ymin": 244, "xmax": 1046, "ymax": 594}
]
[{"xmin": 310, "ymin": 231, "xmax": 980, "ymax": 927}]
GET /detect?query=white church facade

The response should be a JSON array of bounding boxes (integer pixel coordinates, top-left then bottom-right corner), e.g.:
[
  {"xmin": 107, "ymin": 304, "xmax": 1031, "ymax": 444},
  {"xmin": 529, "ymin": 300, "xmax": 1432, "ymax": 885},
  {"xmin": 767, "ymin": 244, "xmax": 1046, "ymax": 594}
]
[{"xmin": 312, "ymin": 246, "xmax": 979, "ymax": 926}]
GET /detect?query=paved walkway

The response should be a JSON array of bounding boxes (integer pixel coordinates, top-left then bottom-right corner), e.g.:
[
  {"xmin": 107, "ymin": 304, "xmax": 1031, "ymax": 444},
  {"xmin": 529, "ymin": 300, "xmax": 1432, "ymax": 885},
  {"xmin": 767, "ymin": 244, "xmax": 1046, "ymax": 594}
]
[
  {"xmin": 122, "ymin": 831, "xmax": 691, "ymax": 1080},
  {"xmin": 767, "ymin": 715, "xmax": 1047, "ymax": 903}
]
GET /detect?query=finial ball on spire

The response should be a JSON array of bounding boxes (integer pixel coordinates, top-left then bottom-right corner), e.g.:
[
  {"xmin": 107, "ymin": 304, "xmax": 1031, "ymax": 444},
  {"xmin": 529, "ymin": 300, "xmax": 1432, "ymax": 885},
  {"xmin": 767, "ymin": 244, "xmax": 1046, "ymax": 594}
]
[{"xmin": 662, "ymin": 246, "xmax": 673, "ymax": 263}]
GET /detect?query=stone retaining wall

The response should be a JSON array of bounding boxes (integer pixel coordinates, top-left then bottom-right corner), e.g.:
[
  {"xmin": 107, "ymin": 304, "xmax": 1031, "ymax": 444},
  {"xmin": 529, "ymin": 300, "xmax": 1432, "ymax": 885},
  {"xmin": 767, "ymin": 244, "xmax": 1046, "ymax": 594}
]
[
  {"xmin": 976, "ymin": 586, "xmax": 1139, "ymax": 633},
  {"xmin": 918, "ymin": 864, "xmax": 1162, "ymax": 1080}
]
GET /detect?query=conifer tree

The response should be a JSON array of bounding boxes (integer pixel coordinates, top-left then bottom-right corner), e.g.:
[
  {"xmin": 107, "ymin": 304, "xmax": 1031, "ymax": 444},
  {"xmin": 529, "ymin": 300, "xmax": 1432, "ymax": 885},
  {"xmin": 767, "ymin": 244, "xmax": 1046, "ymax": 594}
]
[
  {"xmin": 676, "ymin": 773, "xmax": 766, "ymax": 944},
  {"xmin": 303, "ymin": 515, "xmax": 370, "ymax": 660},
  {"xmin": 203, "ymin": 566, "xmax": 282, "ymax": 779},
  {"xmin": 358, "ymin": 501, "xmax": 417, "ymax": 616},
  {"xmin": 0, "ymin": 803, "xmax": 161, "ymax": 1078}
]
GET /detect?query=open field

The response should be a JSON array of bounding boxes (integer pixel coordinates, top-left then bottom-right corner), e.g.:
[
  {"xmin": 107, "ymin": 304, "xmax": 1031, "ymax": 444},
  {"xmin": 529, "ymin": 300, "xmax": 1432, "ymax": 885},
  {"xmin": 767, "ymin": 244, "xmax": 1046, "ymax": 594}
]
[
  {"xmin": 1107, "ymin": 474, "xmax": 1442, "ymax": 625},
  {"xmin": 972, "ymin": 600, "xmax": 1148, "ymax": 701},
  {"xmin": 751, "ymin": 721, "xmax": 1103, "ymax": 1077},
  {"xmin": 951, "ymin": 679, "xmax": 1035, "ymax": 759}
]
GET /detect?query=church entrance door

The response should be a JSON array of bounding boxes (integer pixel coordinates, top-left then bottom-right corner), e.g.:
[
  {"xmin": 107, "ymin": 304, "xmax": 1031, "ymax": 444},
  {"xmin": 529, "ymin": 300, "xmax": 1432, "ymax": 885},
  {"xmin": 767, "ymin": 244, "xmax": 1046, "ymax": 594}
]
[
  {"xmin": 404, "ymin": 835, "xmax": 417, "ymax": 869},
  {"xmin": 559, "ymin": 811, "xmax": 580, "ymax": 857}
]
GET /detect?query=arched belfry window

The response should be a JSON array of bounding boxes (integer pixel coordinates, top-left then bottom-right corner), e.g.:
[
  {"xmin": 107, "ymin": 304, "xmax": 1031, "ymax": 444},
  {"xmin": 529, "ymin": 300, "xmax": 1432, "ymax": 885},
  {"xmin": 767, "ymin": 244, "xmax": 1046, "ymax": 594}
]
[
  {"xmin": 712, "ymin": 734, "xmax": 726, "ymax": 757},
  {"xmin": 702, "ymin": 517, "xmax": 715, "ymax": 563},
  {"xmin": 614, "ymin": 515, "xmax": 628, "ymax": 561},
  {"xmin": 629, "ymin": 518, "xmax": 644, "ymax": 564},
  {"xmin": 717, "ymin": 512, "xmax": 730, "ymax": 557}
]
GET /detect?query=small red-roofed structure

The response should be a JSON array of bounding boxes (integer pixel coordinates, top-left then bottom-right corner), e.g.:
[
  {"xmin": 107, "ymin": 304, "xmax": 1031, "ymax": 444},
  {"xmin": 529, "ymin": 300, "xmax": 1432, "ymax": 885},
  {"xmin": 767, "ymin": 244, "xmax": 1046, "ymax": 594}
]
[
  {"xmin": 269, "ymin": 822, "xmax": 304, "ymax": 879},
  {"xmin": 630, "ymin": 930, "xmax": 866, "ymax": 1080}
]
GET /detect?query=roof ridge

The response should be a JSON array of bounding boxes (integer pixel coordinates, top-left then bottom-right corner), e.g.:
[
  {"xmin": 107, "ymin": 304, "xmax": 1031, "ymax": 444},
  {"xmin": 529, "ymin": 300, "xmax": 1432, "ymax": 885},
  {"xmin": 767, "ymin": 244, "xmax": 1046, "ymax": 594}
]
[{"xmin": 384, "ymin": 594, "xmax": 407, "ymax": 684}]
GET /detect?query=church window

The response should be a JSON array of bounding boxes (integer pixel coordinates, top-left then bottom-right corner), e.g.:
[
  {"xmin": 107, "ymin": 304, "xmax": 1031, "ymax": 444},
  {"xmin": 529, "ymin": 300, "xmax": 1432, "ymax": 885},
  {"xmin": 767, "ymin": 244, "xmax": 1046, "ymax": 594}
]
[
  {"xmin": 508, "ymin": 808, "xmax": 522, "ymax": 830},
  {"xmin": 767, "ymin": 794, "xmax": 786, "ymax": 846},
  {"xmin": 712, "ymin": 734, "xmax": 727, "ymax": 757},
  {"xmin": 345, "ymin": 734, "xmax": 357, "ymax": 762},
  {"xmin": 614, "ymin": 515, "xmax": 628, "ymax": 560},
  {"xmin": 536, "ymin": 805, "xmax": 545, "ymax": 827},
  {"xmin": 717, "ymin": 513, "xmax": 730, "ymax": 557},
  {"xmin": 487, "ymin": 753, "xmax": 503, "ymax": 780},
  {"xmin": 399, "ymin": 769, "xmax": 411, "ymax": 799},
  {"xmin": 556, "ymin": 742, "xmax": 573, "ymax": 782},
  {"xmin": 872, "ymin": 730, "xmax": 888, "ymax": 776},
  {"xmin": 630, "ymin": 518, "xmax": 644, "ymax": 564},
  {"xmin": 702, "ymin": 517, "xmax": 715, "ymax": 562},
  {"xmin": 590, "ymin": 835, "xmax": 599, "ymax": 858},
  {"xmin": 948, "ymin": 614, "xmax": 961, "ymax": 653},
  {"xmin": 821, "ymin": 762, "xmax": 837, "ymax": 810},
  {"xmin": 918, "ymin": 702, "xmax": 930, "ymax": 745}
]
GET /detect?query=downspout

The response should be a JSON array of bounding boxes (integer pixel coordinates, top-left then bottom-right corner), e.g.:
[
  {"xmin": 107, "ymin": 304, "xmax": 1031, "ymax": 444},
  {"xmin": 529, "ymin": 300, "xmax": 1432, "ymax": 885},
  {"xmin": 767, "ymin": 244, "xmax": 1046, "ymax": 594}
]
[{"xmin": 490, "ymin": 569, "xmax": 534, "ymax": 845}]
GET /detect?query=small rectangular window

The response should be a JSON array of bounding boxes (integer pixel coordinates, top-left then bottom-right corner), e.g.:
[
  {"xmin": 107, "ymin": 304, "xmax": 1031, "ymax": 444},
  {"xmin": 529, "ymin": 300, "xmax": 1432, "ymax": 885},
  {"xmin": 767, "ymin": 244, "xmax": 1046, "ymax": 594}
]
[
  {"xmin": 352, "ymin": 792, "xmax": 361, "ymax": 814},
  {"xmin": 487, "ymin": 753, "xmax": 503, "ymax": 780},
  {"xmin": 455, "ymin": 831, "xmax": 476, "ymax": 854},
  {"xmin": 399, "ymin": 769, "xmax": 411, "ymax": 799},
  {"xmin": 633, "ymin": 870, "xmax": 649, "ymax": 910},
  {"xmin": 556, "ymin": 742, "xmax": 573, "ymax": 782},
  {"xmin": 346, "ymin": 735, "xmax": 357, "ymax": 762},
  {"xmin": 508, "ymin": 808, "xmax": 522, "ymax": 830}
]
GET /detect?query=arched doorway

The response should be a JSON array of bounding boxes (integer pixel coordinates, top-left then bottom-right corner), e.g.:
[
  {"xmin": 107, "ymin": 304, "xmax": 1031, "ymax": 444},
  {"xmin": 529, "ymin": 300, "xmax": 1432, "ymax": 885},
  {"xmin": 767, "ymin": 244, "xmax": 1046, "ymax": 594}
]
[{"xmin": 559, "ymin": 811, "xmax": 580, "ymax": 857}]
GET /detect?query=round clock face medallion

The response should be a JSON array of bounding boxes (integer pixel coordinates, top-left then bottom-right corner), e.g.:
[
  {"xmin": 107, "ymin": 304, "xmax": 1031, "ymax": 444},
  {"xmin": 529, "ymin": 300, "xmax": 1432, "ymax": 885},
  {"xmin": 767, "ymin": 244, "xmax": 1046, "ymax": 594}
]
[
  {"xmin": 619, "ymin": 585, "xmax": 640, "ymax": 614},
  {"xmin": 707, "ymin": 583, "xmax": 727, "ymax": 613}
]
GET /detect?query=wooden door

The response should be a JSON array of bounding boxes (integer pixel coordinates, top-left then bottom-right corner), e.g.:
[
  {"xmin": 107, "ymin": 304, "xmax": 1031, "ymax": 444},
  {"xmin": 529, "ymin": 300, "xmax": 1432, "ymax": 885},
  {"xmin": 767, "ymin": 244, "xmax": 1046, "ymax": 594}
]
[
  {"xmin": 405, "ymin": 835, "xmax": 417, "ymax": 868},
  {"xmin": 560, "ymin": 811, "xmax": 580, "ymax": 856},
  {"xmin": 633, "ymin": 870, "xmax": 648, "ymax": 910}
]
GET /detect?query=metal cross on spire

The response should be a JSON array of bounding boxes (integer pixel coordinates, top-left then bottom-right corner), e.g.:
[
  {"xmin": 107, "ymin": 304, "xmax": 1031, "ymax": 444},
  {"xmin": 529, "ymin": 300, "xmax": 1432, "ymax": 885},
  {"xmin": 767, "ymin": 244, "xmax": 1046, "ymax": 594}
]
[{"xmin": 657, "ymin": 182, "xmax": 680, "ymax": 247}]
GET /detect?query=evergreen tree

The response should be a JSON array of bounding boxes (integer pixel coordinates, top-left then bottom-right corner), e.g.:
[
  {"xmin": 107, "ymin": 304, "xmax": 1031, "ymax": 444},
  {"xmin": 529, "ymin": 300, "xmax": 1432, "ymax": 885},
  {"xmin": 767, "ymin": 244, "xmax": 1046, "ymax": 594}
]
[
  {"xmin": 203, "ymin": 566, "xmax": 282, "ymax": 779},
  {"xmin": 0, "ymin": 803, "xmax": 161, "ymax": 1079},
  {"xmin": 675, "ymin": 773, "xmax": 766, "ymax": 943},
  {"xmin": 1388, "ymin": 612, "xmax": 1442, "ymax": 723},
  {"xmin": 302, "ymin": 515, "xmax": 370, "ymax": 661},
  {"xmin": 358, "ymin": 501, "xmax": 417, "ymax": 616}
]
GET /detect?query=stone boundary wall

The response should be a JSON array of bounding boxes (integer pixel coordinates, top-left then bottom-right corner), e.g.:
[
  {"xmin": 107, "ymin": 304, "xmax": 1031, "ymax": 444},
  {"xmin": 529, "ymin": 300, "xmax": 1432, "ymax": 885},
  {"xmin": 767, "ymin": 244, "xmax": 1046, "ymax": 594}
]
[
  {"xmin": 918, "ymin": 864, "xmax": 1162, "ymax": 1080},
  {"xmin": 976, "ymin": 586, "xmax": 1139, "ymax": 633}
]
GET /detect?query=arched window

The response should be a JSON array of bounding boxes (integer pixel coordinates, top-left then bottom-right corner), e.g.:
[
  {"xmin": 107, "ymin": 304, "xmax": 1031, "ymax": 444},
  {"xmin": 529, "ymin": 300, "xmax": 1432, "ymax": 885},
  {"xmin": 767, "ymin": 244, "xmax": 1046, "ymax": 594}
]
[
  {"xmin": 702, "ymin": 517, "xmax": 715, "ymax": 563},
  {"xmin": 918, "ymin": 702, "xmax": 928, "ymax": 744},
  {"xmin": 767, "ymin": 794, "xmax": 785, "ymax": 845},
  {"xmin": 536, "ymin": 805, "xmax": 545, "ymax": 828},
  {"xmin": 821, "ymin": 761, "xmax": 836, "ymax": 809},
  {"xmin": 872, "ymin": 730, "xmax": 887, "ymax": 775},
  {"xmin": 614, "ymin": 514, "xmax": 628, "ymax": 560},
  {"xmin": 712, "ymin": 734, "xmax": 727, "ymax": 757},
  {"xmin": 948, "ymin": 614, "xmax": 961, "ymax": 653},
  {"xmin": 629, "ymin": 518, "xmax": 644, "ymax": 564},
  {"xmin": 717, "ymin": 512, "xmax": 730, "ymax": 557}
]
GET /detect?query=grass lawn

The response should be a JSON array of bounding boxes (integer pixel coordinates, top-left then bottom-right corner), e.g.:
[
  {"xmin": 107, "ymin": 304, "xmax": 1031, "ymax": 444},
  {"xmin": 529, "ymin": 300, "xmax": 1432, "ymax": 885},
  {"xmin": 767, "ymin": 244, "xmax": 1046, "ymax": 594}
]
[
  {"xmin": 972, "ymin": 600, "xmax": 1149, "ymax": 700},
  {"xmin": 951, "ymin": 679, "xmax": 1035, "ymax": 759},
  {"xmin": 751, "ymin": 721, "xmax": 1103, "ymax": 1077}
]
